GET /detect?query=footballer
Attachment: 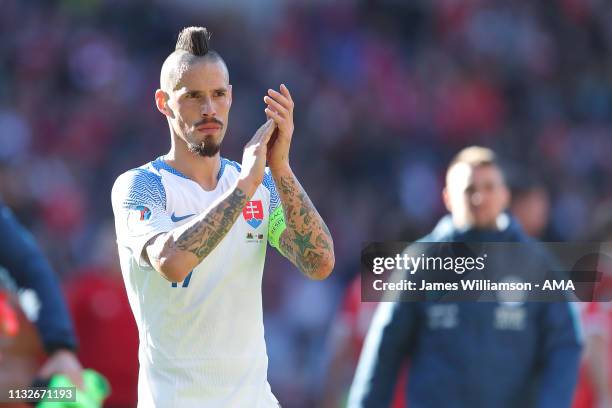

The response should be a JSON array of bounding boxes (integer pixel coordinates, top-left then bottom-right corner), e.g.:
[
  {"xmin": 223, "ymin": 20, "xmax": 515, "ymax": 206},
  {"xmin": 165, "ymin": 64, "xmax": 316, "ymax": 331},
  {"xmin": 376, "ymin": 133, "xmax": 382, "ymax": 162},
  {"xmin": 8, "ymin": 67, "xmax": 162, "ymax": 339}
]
[{"xmin": 111, "ymin": 26, "xmax": 334, "ymax": 407}]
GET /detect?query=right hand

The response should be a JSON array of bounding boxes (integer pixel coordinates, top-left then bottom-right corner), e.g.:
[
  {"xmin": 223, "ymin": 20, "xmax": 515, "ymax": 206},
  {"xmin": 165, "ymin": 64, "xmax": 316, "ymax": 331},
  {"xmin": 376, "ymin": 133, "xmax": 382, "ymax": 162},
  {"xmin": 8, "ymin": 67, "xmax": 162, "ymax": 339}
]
[
  {"xmin": 38, "ymin": 349, "xmax": 84, "ymax": 389},
  {"xmin": 237, "ymin": 119, "xmax": 276, "ymax": 197}
]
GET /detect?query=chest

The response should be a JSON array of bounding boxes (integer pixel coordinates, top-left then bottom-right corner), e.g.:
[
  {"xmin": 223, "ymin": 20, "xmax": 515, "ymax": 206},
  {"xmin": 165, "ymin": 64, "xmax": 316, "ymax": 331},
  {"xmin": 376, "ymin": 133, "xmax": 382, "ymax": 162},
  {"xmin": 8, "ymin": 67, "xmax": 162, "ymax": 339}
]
[
  {"xmin": 161, "ymin": 178, "xmax": 271, "ymax": 286},
  {"xmin": 163, "ymin": 175, "xmax": 270, "ymax": 232}
]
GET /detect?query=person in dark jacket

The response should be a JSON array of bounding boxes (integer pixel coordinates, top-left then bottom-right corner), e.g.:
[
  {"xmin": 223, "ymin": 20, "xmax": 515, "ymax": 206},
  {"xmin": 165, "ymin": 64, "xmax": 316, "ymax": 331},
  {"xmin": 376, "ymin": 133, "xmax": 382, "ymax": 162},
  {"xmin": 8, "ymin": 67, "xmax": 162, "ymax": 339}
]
[
  {"xmin": 348, "ymin": 146, "xmax": 583, "ymax": 408},
  {"xmin": 0, "ymin": 203, "xmax": 82, "ymax": 387}
]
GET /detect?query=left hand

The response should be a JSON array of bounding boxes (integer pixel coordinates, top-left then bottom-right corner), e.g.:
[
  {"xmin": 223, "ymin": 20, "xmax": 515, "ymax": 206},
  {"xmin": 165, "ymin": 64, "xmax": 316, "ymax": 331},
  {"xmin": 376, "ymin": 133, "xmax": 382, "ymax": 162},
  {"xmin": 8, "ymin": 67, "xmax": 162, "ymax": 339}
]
[
  {"xmin": 264, "ymin": 84, "xmax": 294, "ymax": 172},
  {"xmin": 38, "ymin": 349, "xmax": 83, "ymax": 389}
]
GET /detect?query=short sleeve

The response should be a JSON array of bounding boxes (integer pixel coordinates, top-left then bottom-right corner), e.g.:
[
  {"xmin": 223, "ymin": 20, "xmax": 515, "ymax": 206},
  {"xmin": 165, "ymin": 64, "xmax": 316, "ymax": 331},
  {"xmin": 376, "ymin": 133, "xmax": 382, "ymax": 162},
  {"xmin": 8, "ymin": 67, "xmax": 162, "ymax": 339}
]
[{"xmin": 111, "ymin": 169, "xmax": 175, "ymax": 268}]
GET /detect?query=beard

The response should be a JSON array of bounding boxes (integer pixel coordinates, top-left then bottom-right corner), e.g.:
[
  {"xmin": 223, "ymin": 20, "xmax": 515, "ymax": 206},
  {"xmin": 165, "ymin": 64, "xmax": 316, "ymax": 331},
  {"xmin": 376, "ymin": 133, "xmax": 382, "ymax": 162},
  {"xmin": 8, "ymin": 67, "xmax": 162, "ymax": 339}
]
[
  {"xmin": 186, "ymin": 117, "xmax": 224, "ymax": 157},
  {"xmin": 187, "ymin": 136, "xmax": 221, "ymax": 157}
]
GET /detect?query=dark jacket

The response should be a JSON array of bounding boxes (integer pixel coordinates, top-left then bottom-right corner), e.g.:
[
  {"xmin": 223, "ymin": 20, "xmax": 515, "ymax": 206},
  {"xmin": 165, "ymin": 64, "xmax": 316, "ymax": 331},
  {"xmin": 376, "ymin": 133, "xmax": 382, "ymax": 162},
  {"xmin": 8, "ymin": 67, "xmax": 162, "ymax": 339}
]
[
  {"xmin": 349, "ymin": 215, "xmax": 583, "ymax": 408},
  {"xmin": 0, "ymin": 204, "xmax": 77, "ymax": 352}
]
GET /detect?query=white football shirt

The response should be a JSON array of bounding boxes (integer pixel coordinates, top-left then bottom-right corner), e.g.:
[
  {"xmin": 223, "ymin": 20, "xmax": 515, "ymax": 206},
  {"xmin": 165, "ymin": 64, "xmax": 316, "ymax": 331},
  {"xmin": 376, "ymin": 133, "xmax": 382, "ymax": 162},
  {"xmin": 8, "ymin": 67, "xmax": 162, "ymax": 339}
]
[{"xmin": 111, "ymin": 157, "xmax": 282, "ymax": 407}]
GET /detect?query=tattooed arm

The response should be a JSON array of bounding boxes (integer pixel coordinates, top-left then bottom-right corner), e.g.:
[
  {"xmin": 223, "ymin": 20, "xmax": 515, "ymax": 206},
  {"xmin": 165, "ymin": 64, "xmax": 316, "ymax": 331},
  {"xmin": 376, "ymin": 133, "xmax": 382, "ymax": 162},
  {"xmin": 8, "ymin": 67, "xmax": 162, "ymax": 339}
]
[
  {"xmin": 263, "ymin": 84, "xmax": 334, "ymax": 280},
  {"xmin": 144, "ymin": 120, "xmax": 276, "ymax": 282},
  {"xmin": 273, "ymin": 167, "xmax": 335, "ymax": 280},
  {"xmin": 144, "ymin": 186, "xmax": 249, "ymax": 282}
]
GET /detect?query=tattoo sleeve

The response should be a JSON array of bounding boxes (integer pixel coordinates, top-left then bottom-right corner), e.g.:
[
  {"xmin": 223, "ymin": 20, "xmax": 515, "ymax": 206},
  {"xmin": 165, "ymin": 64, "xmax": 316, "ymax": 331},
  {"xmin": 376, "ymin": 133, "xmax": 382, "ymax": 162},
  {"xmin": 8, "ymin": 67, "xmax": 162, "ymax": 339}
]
[
  {"xmin": 173, "ymin": 187, "xmax": 247, "ymax": 261},
  {"xmin": 274, "ymin": 169, "xmax": 335, "ymax": 278},
  {"xmin": 148, "ymin": 186, "xmax": 248, "ymax": 275}
]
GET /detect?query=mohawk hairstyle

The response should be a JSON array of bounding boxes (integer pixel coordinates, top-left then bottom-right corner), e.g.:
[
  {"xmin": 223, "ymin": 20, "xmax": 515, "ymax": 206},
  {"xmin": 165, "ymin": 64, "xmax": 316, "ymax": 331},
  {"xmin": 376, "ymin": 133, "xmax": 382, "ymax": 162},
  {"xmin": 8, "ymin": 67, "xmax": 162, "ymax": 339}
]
[
  {"xmin": 175, "ymin": 26, "xmax": 212, "ymax": 56},
  {"xmin": 159, "ymin": 26, "xmax": 228, "ymax": 91}
]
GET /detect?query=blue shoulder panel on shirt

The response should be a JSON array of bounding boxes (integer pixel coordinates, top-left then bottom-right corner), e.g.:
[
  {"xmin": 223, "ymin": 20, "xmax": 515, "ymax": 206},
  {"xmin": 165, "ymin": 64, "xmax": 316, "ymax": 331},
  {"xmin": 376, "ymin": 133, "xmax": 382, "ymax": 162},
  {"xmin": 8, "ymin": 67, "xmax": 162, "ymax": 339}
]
[
  {"xmin": 223, "ymin": 159, "xmax": 242, "ymax": 173},
  {"xmin": 152, "ymin": 157, "xmax": 231, "ymax": 182},
  {"xmin": 151, "ymin": 157, "xmax": 190, "ymax": 180},
  {"xmin": 119, "ymin": 167, "xmax": 167, "ymax": 211},
  {"xmin": 217, "ymin": 158, "xmax": 228, "ymax": 181}
]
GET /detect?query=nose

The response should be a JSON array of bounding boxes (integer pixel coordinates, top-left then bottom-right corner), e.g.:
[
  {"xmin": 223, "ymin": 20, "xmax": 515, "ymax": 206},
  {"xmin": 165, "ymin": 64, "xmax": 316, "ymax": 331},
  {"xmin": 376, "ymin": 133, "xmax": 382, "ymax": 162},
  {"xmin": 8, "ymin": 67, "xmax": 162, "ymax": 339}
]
[
  {"xmin": 201, "ymin": 97, "xmax": 216, "ymax": 116},
  {"xmin": 470, "ymin": 192, "xmax": 483, "ymax": 207}
]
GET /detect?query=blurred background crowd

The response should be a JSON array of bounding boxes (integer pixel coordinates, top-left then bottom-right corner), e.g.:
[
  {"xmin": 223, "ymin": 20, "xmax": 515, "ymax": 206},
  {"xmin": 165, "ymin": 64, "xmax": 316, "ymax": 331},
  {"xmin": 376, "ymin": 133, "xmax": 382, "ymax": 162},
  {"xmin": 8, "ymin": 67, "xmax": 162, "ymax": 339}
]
[{"xmin": 1, "ymin": 0, "xmax": 611, "ymax": 407}]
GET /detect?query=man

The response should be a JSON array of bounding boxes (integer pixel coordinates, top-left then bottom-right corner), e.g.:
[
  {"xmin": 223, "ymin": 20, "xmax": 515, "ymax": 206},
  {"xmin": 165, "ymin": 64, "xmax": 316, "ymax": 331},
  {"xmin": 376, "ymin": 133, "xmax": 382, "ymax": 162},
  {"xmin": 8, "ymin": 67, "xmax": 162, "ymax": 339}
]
[
  {"xmin": 0, "ymin": 203, "xmax": 82, "ymax": 391},
  {"xmin": 573, "ymin": 207, "xmax": 612, "ymax": 408},
  {"xmin": 348, "ymin": 146, "xmax": 582, "ymax": 408},
  {"xmin": 111, "ymin": 27, "xmax": 334, "ymax": 407}
]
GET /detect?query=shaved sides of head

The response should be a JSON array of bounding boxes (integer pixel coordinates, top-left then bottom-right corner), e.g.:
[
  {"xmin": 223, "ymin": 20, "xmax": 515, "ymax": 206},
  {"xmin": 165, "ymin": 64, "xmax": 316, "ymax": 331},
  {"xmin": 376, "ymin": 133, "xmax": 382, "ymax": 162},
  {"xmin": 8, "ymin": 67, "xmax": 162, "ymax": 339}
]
[{"xmin": 160, "ymin": 26, "xmax": 229, "ymax": 91}]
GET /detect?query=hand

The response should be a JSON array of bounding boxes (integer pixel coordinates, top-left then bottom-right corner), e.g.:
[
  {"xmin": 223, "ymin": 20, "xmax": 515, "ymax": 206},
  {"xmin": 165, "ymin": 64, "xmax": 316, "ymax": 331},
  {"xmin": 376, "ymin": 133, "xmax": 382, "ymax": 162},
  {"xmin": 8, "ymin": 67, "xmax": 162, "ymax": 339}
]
[
  {"xmin": 264, "ymin": 84, "xmax": 294, "ymax": 172},
  {"xmin": 238, "ymin": 119, "xmax": 276, "ymax": 196},
  {"xmin": 38, "ymin": 349, "xmax": 83, "ymax": 389}
]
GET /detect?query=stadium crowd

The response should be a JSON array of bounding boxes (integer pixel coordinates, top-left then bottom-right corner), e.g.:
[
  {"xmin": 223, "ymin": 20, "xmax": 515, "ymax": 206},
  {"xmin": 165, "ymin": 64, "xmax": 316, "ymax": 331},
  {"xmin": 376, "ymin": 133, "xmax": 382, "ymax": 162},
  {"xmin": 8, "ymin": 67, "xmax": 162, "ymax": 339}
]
[{"xmin": 1, "ymin": 0, "xmax": 611, "ymax": 406}]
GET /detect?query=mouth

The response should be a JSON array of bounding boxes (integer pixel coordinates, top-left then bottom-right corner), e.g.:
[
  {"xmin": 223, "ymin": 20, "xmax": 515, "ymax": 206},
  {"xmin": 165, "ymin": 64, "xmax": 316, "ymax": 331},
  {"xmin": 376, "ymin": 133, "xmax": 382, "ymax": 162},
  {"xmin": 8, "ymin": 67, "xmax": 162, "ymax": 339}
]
[{"xmin": 197, "ymin": 125, "xmax": 222, "ymax": 133}]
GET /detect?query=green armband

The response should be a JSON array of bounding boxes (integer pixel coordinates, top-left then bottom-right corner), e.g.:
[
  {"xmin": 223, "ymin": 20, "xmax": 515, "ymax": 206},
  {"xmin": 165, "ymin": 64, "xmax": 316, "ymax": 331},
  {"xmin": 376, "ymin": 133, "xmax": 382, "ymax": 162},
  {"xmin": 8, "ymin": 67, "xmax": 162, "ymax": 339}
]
[{"xmin": 268, "ymin": 206, "xmax": 287, "ymax": 249}]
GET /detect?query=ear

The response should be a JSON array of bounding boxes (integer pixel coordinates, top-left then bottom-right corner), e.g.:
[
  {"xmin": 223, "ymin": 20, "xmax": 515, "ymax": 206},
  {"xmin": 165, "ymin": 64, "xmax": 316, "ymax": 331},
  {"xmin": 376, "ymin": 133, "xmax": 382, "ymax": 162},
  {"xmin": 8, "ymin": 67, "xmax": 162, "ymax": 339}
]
[
  {"xmin": 442, "ymin": 187, "xmax": 452, "ymax": 213},
  {"xmin": 228, "ymin": 84, "xmax": 233, "ymax": 107},
  {"xmin": 155, "ymin": 89, "xmax": 173, "ymax": 118}
]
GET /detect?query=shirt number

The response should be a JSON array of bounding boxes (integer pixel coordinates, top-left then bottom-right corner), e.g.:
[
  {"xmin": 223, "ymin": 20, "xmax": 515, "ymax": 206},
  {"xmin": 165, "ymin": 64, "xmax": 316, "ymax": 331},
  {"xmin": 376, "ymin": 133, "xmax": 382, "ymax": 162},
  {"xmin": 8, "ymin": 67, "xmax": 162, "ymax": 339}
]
[{"xmin": 171, "ymin": 270, "xmax": 193, "ymax": 288}]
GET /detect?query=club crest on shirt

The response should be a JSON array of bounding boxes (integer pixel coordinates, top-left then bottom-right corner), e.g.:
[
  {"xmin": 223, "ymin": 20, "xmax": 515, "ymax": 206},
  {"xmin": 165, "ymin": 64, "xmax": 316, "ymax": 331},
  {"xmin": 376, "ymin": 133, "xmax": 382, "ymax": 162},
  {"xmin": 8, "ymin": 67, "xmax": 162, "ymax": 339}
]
[{"xmin": 242, "ymin": 200, "xmax": 264, "ymax": 229}]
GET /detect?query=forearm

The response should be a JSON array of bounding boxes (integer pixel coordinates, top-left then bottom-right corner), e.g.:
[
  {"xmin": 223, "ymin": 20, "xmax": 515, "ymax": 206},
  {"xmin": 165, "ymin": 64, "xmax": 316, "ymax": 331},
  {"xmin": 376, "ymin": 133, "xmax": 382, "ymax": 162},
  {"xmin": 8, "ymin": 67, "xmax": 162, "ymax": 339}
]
[
  {"xmin": 147, "ymin": 182, "xmax": 250, "ymax": 281},
  {"xmin": 349, "ymin": 302, "xmax": 412, "ymax": 407},
  {"xmin": 272, "ymin": 165, "xmax": 334, "ymax": 279},
  {"xmin": 537, "ymin": 303, "xmax": 583, "ymax": 408},
  {"xmin": 536, "ymin": 346, "xmax": 582, "ymax": 408}
]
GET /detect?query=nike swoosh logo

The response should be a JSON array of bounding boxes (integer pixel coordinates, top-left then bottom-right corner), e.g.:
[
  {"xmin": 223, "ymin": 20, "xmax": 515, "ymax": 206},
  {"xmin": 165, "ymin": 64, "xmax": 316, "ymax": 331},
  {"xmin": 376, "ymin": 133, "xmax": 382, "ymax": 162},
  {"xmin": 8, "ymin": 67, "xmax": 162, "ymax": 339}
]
[{"xmin": 171, "ymin": 213, "xmax": 195, "ymax": 222}]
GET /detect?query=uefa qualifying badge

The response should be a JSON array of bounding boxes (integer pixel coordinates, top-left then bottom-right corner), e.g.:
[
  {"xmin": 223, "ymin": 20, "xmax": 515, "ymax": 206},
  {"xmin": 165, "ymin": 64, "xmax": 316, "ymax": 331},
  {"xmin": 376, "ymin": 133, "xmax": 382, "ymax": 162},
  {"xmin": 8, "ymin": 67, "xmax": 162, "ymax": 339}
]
[
  {"xmin": 126, "ymin": 205, "xmax": 152, "ymax": 234},
  {"xmin": 243, "ymin": 200, "xmax": 264, "ymax": 229}
]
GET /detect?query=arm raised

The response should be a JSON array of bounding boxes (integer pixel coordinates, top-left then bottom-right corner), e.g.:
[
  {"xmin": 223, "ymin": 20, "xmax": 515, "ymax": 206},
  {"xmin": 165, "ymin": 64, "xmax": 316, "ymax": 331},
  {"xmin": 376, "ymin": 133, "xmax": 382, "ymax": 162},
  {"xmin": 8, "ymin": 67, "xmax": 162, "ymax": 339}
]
[{"xmin": 142, "ymin": 119, "xmax": 276, "ymax": 282}]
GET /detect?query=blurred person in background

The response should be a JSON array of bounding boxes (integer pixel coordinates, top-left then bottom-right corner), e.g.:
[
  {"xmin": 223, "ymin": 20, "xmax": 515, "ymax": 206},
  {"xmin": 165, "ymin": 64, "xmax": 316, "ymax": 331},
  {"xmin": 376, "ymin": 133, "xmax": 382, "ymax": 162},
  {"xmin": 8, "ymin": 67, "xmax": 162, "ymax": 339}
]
[
  {"xmin": 574, "ymin": 300, "xmax": 612, "ymax": 408},
  {"xmin": 572, "ymin": 205, "xmax": 612, "ymax": 408},
  {"xmin": 348, "ymin": 146, "xmax": 583, "ymax": 408},
  {"xmin": 111, "ymin": 27, "xmax": 334, "ymax": 407},
  {"xmin": 0, "ymin": 203, "xmax": 82, "ymax": 392}
]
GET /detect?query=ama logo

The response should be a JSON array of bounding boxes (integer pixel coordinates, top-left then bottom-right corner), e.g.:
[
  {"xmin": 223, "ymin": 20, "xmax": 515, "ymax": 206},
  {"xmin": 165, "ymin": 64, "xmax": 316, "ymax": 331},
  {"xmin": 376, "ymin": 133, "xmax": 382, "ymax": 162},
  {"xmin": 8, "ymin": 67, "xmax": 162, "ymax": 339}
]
[{"xmin": 243, "ymin": 200, "xmax": 264, "ymax": 229}]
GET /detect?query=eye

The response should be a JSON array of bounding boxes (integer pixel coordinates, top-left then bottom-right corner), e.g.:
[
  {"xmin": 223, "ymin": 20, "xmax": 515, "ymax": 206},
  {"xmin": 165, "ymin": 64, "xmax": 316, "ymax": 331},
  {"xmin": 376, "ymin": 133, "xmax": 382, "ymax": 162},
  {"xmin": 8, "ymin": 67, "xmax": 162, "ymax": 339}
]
[
  {"xmin": 486, "ymin": 184, "xmax": 496, "ymax": 192},
  {"xmin": 214, "ymin": 90, "xmax": 226, "ymax": 97}
]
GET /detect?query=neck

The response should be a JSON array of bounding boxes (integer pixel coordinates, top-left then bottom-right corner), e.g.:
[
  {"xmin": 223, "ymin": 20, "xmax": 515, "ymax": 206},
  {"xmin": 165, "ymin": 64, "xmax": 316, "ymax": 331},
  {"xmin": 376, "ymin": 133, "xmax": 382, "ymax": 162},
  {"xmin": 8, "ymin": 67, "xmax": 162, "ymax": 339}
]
[
  {"xmin": 452, "ymin": 213, "xmax": 508, "ymax": 232},
  {"xmin": 165, "ymin": 135, "xmax": 221, "ymax": 191}
]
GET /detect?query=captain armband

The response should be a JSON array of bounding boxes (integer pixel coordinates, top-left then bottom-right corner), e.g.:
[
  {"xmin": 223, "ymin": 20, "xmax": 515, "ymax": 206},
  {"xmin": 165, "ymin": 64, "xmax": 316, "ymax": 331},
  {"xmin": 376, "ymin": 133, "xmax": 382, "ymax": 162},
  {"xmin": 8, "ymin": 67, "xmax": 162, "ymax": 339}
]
[{"xmin": 268, "ymin": 206, "xmax": 287, "ymax": 249}]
